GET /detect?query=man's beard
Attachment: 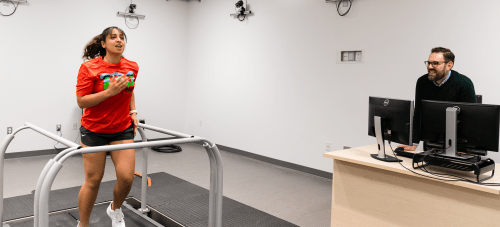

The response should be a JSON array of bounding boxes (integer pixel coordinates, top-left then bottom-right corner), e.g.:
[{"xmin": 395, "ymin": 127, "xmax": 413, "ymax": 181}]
[{"xmin": 428, "ymin": 68, "xmax": 446, "ymax": 82}]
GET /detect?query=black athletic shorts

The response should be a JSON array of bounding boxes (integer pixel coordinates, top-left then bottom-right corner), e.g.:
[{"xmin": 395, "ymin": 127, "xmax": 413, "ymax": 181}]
[{"xmin": 80, "ymin": 123, "xmax": 134, "ymax": 146}]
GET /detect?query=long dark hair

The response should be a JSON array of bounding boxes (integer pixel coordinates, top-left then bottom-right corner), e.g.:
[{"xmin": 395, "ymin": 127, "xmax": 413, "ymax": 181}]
[{"xmin": 82, "ymin": 26, "xmax": 127, "ymax": 61}]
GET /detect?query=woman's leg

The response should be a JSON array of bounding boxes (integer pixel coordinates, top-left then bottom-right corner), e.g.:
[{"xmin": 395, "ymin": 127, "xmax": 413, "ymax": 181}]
[
  {"xmin": 78, "ymin": 143, "xmax": 107, "ymax": 227},
  {"xmin": 108, "ymin": 139, "xmax": 135, "ymax": 210}
]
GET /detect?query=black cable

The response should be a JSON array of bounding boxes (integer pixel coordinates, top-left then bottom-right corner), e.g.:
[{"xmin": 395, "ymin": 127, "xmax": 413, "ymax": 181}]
[
  {"xmin": 390, "ymin": 143, "xmax": 500, "ymax": 186},
  {"xmin": 151, "ymin": 144, "xmax": 182, "ymax": 153},
  {"xmin": 420, "ymin": 154, "xmax": 500, "ymax": 186},
  {"xmin": 238, "ymin": 14, "xmax": 246, "ymax": 21},
  {"xmin": 336, "ymin": 0, "xmax": 352, "ymax": 17},
  {"xmin": 388, "ymin": 143, "xmax": 461, "ymax": 182},
  {"xmin": 125, "ymin": 15, "xmax": 139, "ymax": 29},
  {"xmin": 420, "ymin": 157, "xmax": 470, "ymax": 181},
  {"xmin": 124, "ymin": 6, "xmax": 139, "ymax": 29},
  {"xmin": 53, "ymin": 129, "xmax": 81, "ymax": 152},
  {"xmin": 0, "ymin": 0, "xmax": 19, "ymax": 17},
  {"xmin": 53, "ymin": 130, "xmax": 67, "ymax": 152}
]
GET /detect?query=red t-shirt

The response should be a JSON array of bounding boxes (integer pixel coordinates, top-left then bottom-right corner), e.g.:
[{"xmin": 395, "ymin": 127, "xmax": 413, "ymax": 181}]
[{"xmin": 76, "ymin": 57, "xmax": 139, "ymax": 133}]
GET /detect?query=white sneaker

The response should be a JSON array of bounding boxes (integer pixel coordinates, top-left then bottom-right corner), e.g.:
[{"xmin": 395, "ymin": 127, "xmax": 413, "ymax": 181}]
[{"xmin": 106, "ymin": 202, "xmax": 125, "ymax": 227}]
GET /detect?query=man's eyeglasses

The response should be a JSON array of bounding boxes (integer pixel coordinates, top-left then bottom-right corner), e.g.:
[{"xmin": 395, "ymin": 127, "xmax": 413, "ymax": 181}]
[{"xmin": 424, "ymin": 61, "xmax": 448, "ymax": 67}]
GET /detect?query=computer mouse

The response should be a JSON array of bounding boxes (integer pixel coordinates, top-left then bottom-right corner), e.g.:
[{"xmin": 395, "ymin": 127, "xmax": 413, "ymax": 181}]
[{"xmin": 394, "ymin": 147, "xmax": 405, "ymax": 153}]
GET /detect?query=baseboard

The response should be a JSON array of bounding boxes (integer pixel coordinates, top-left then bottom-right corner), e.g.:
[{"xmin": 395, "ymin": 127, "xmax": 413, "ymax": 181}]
[
  {"xmin": 214, "ymin": 144, "xmax": 332, "ymax": 180},
  {"xmin": 5, "ymin": 137, "xmax": 332, "ymax": 180},
  {"xmin": 5, "ymin": 149, "xmax": 60, "ymax": 159}
]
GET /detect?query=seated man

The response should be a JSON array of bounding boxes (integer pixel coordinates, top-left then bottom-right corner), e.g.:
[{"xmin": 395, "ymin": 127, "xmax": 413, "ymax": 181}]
[{"xmin": 399, "ymin": 47, "xmax": 476, "ymax": 151}]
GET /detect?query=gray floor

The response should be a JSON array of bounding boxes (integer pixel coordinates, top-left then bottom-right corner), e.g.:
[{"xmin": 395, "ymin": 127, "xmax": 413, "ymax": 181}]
[{"xmin": 3, "ymin": 144, "xmax": 332, "ymax": 227}]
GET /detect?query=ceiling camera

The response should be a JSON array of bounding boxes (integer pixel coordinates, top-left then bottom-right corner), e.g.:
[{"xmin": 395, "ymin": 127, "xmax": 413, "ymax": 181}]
[{"xmin": 128, "ymin": 4, "xmax": 137, "ymax": 13}]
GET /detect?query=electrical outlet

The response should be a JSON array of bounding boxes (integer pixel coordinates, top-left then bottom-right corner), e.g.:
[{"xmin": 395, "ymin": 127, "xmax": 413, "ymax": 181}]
[
  {"xmin": 7, "ymin": 127, "xmax": 12, "ymax": 134},
  {"xmin": 56, "ymin": 124, "xmax": 61, "ymax": 132},
  {"xmin": 73, "ymin": 122, "xmax": 77, "ymax": 130},
  {"xmin": 326, "ymin": 142, "xmax": 331, "ymax": 151},
  {"xmin": 199, "ymin": 120, "xmax": 202, "ymax": 126}
]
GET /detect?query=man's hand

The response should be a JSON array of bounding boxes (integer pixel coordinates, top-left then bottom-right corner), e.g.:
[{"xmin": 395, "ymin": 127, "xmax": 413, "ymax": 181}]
[
  {"xmin": 106, "ymin": 75, "xmax": 129, "ymax": 97},
  {"xmin": 397, "ymin": 144, "xmax": 418, "ymax": 151}
]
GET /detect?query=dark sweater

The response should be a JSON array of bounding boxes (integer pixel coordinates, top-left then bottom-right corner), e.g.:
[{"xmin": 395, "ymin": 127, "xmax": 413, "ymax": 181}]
[{"xmin": 413, "ymin": 70, "xmax": 476, "ymax": 143}]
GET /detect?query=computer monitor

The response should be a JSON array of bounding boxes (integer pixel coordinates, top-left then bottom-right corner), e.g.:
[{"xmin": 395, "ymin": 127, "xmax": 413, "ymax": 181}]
[
  {"xmin": 476, "ymin": 95, "xmax": 482, "ymax": 104},
  {"xmin": 368, "ymin": 97, "xmax": 414, "ymax": 162},
  {"xmin": 420, "ymin": 100, "xmax": 500, "ymax": 159}
]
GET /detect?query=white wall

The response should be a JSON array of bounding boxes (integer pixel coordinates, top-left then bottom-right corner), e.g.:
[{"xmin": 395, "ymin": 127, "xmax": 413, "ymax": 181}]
[
  {"xmin": 185, "ymin": 0, "xmax": 500, "ymax": 172},
  {"xmin": 0, "ymin": 0, "xmax": 189, "ymax": 153},
  {"xmin": 3, "ymin": 0, "xmax": 500, "ymax": 173}
]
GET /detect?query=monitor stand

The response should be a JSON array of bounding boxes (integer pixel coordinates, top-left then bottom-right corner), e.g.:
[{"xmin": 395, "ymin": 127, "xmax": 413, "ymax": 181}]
[
  {"xmin": 442, "ymin": 107, "xmax": 475, "ymax": 160},
  {"xmin": 370, "ymin": 116, "xmax": 402, "ymax": 162}
]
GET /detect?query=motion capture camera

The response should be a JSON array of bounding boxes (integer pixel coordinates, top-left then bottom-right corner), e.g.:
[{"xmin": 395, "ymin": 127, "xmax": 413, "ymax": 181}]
[
  {"xmin": 239, "ymin": 6, "xmax": 246, "ymax": 15},
  {"xmin": 128, "ymin": 4, "xmax": 137, "ymax": 13},
  {"xmin": 235, "ymin": 0, "xmax": 243, "ymax": 8}
]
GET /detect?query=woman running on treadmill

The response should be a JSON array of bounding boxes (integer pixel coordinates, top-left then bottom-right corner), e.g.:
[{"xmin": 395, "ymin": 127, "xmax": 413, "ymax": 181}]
[{"xmin": 76, "ymin": 26, "xmax": 138, "ymax": 227}]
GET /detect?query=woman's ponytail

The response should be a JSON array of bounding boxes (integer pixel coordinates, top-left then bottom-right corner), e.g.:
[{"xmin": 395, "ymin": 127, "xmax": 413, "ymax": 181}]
[
  {"xmin": 82, "ymin": 34, "xmax": 106, "ymax": 61},
  {"xmin": 82, "ymin": 27, "xmax": 127, "ymax": 61}
]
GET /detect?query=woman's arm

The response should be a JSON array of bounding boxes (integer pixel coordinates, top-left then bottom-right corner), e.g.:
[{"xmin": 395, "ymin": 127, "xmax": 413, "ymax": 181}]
[
  {"xmin": 77, "ymin": 90, "xmax": 112, "ymax": 109},
  {"xmin": 130, "ymin": 92, "xmax": 138, "ymax": 136},
  {"xmin": 76, "ymin": 75, "xmax": 129, "ymax": 108}
]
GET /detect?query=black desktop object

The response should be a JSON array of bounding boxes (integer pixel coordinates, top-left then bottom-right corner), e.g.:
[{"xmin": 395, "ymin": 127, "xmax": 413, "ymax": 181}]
[
  {"xmin": 413, "ymin": 100, "xmax": 500, "ymax": 182},
  {"xmin": 368, "ymin": 97, "xmax": 414, "ymax": 162}
]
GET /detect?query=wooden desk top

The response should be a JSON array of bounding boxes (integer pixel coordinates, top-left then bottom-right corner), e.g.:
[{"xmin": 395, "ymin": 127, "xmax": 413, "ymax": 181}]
[{"xmin": 324, "ymin": 144, "xmax": 500, "ymax": 195}]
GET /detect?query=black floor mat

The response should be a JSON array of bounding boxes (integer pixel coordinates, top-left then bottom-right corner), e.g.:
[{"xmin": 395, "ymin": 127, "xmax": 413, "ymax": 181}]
[
  {"xmin": 6, "ymin": 202, "xmax": 159, "ymax": 227},
  {"xmin": 2, "ymin": 172, "xmax": 298, "ymax": 227}
]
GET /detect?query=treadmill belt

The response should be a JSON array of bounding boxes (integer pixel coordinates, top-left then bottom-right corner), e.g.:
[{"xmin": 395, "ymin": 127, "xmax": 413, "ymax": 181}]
[{"xmin": 2, "ymin": 172, "xmax": 298, "ymax": 227}]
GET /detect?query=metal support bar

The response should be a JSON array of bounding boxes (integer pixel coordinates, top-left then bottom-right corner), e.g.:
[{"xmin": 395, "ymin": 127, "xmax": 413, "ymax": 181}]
[
  {"xmin": 209, "ymin": 144, "xmax": 223, "ymax": 227},
  {"xmin": 137, "ymin": 128, "xmax": 150, "ymax": 213},
  {"xmin": 0, "ymin": 134, "xmax": 16, "ymax": 224},
  {"xmin": 24, "ymin": 123, "xmax": 79, "ymax": 148},
  {"xmin": 203, "ymin": 143, "xmax": 217, "ymax": 226},
  {"xmin": 445, "ymin": 107, "xmax": 458, "ymax": 157},
  {"xmin": 33, "ymin": 159, "xmax": 55, "ymax": 227},
  {"xmin": 38, "ymin": 161, "xmax": 63, "ymax": 227},
  {"xmin": 34, "ymin": 147, "xmax": 78, "ymax": 227},
  {"xmin": 138, "ymin": 123, "xmax": 193, "ymax": 139},
  {"xmin": 0, "ymin": 126, "xmax": 37, "ymax": 223},
  {"xmin": 117, "ymin": 12, "xmax": 145, "ymax": 19}
]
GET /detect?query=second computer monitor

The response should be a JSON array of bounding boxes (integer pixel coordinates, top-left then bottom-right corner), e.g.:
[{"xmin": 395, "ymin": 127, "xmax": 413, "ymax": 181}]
[{"xmin": 421, "ymin": 100, "xmax": 500, "ymax": 153}]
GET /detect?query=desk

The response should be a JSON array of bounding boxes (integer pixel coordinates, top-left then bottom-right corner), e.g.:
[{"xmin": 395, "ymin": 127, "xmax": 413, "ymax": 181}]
[{"xmin": 323, "ymin": 144, "xmax": 500, "ymax": 227}]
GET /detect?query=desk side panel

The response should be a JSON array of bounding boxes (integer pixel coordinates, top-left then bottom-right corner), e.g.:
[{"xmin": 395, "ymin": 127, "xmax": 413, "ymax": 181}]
[{"xmin": 331, "ymin": 159, "xmax": 500, "ymax": 227}]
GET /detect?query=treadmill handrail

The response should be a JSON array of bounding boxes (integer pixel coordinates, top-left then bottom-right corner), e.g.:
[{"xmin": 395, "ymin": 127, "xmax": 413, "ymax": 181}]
[
  {"xmin": 37, "ymin": 136, "xmax": 223, "ymax": 227},
  {"xmin": 138, "ymin": 123, "xmax": 195, "ymax": 139},
  {"xmin": 1, "ymin": 123, "xmax": 223, "ymax": 227},
  {"xmin": 25, "ymin": 122, "xmax": 79, "ymax": 148}
]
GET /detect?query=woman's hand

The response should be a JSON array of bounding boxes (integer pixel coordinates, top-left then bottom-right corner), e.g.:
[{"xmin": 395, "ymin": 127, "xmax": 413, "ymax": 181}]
[
  {"xmin": 106, "ymin": 75, "xmax": 129, "ymax": 97},
  {"xmin": 131, "ymin": 113, "xmax": 138, "ymax": 136}
]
